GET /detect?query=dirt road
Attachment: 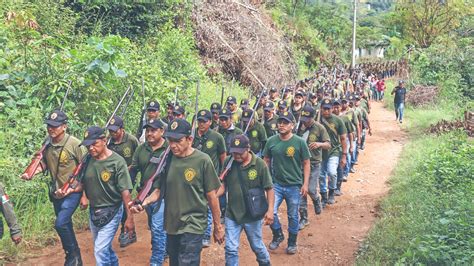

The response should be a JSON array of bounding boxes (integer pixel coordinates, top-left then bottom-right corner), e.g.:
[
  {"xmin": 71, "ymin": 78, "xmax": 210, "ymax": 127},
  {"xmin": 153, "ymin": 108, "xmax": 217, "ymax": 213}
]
[{"xmin": 24, "ymin": 102, "xmax": 407, "ymax": 265}]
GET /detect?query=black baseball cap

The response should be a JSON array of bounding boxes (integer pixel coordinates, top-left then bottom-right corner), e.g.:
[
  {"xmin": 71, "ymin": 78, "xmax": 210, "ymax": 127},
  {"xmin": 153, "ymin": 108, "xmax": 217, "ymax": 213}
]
[
  {"xmin": 263, "ymin": 101, "xmax": 275, "ymax": 111},
  {"xmin": 295, "ymin": 90, "xmax": 306, "ymax": 97},
  {"xmin": 277, "ymin": 111, "xmax": 295, "ymax": 123},
  {"xmin": 278, "ymin": 100, "xmax": 287, "ymax": 109},
  {"xmin": 144, "ymin": 119, "xmax": 165, "ymax": 129},
  {"xmin": 164, "ymin": 119, "xmax": 192, "ymax": 139},
  {"xmin": 332, "ymin": 99, "xmax": 341, "ymax": 105},
  {"xmin": 106, "ymin": 115, "xmax": 124, "ymax": 132},
  {"xmin": 197, "ymin": 109, "xmax": 212, "ymax": 122},
  {"xmin": 229, "ymin": 134, "xmax": 250, "ymax": 154},
  {"xmin": 341, "ymin": 96, "xmax": 348, "ymax": 103},
  {"xmin": 45, "ymin": 110, "xmax": 67, "ymax": 127},
  {"xmin": 270, "ymin": 87, "xmax": 277, "ymax": 93},
  {"xmin": 219, "ymin": 109, "xmax": 232, "ymax": 119},
  {"xmin": 321, "ymin": 98, "xmax": 333, "ymax": 109},
  {"xmin": 241, "ymin": 109, "xmax": 254, "ymax": 122},
  {"xmin": 226, "ymin": 96, "xmax": 237, "ymax": 104},
  {"xmin": 167, "ymin": 101, "xmax": 179, "ymax": 108},
  {"xmin": 210, "ymin": 102, "xmax": 221, "ymax": 113},
  {"xmin": 80, "ymin": 126, "xmax": 106, "ymax": 146},
  {"xmin": 300, "ymin": 105, "xmax": 316, "ymax": 122},
  {"xmin": 172, "ymin": 105, "xmax": 185, "ymax": 115},
  {"xmin": 147, "ymin": 100, "xmax": 160, "ymax": 111}
]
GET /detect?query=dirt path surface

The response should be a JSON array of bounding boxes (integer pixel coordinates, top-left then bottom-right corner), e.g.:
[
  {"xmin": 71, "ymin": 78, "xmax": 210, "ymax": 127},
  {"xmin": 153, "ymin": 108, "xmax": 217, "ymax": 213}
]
[{"xmin": 23, "ymin": 102, "xmax": 407, "ymax": 266}]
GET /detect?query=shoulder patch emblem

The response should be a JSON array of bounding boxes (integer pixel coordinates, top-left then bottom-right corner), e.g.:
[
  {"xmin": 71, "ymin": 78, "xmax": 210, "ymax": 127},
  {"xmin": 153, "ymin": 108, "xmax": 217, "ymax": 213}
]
[
  {"xmin": 59, "ymin": 151, "xmax": 69, "ymax": 165},
  {"xmin": 271, "ymin": 123, "xmax": 276, "ymax": 129},
  {"xmin": 171, "ymin": 121, "xmax": 178, "ymax": 130},
  {"xmin": 286, "ymin": 146, "xmax": 295, "ymax": 157},
  {"xmin": 184, "ymin": 168, "xmax": 196, "ymax": 182},
  {"xmin": 123, "ymin": 147, "xmax": 132, "ymax": 157},
  {"xmin": 101, "ymin": 170, "xmax": 111, "ymax": 182},
  {"xmin": 251, "ymin": 130, "xmax": 258, "ymax": 138},
  {"xmin": 248, "ymin": 169, "xmax": 257, "ymax": 180},
  {"xmin": 206, "ymin": 140, "xmax": 214, "ymax": 149}
]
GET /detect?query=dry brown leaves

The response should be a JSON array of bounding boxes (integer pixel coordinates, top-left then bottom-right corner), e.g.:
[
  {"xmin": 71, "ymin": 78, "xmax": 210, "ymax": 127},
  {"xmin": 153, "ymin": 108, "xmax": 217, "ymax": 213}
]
[
  {"xmin": 406, "ymin": 85, "xmax": 439, "ymax": 107},
  {"xmin": 428, "ymin": 111, "xmax": 474, "ymax": 137},
  {"xmin": 192, "ymin": 1, "xmax": 298, "ymax": 90}
]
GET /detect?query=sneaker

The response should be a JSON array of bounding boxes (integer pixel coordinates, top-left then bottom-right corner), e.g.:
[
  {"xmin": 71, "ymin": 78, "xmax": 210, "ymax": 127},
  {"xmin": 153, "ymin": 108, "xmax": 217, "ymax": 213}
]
[
  {"xmin": 342, "ymin": 175, "xmax": 348, "ymax": 182},
  {"xmin": 202, "ymin": 237, "xmax": 211, "ymax": 248},
  {"xmin": 298, "ymin": 219, "xmax": 309, "ymax": 230},
  {"xmin": 335, "ymin": 189, "xmax": 343, "ymax": 196},
  {"xmin": 350, "ymin": 167, "xmax": 356, "ymax": 173},
  {"xmin": 119, "ymin": 232, "xmax": 137, "ymax": 248}
]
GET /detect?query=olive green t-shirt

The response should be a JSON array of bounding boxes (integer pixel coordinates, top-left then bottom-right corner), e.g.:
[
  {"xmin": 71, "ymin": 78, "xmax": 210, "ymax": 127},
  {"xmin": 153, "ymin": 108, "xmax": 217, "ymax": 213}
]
[
  {"xmin": 231, "ymin": 109, "xmax": 242, "ymax": 126},
  {"xmin": 263, "ymin": 134, "xmax": 311, "ymax": 186},
  {"xmin": 153, "ymin": 150, "xmax": 221, "ymax": 235},
  {"xmin": 360, "ymin": 99, "xmax": 370, "ymax": 114},
  {"xmin": 224, "ymin": 153, "xmax": 273, "ymax": 224},
  {"xmin": 43, "ymin": 134, "xmax": 86, "ymax": 188},
  {"xmin": 340, "ymin": 114, "xmax": 355, "ymax": 134},
  {"xmin": 193, "ymin": 129, "xmax": 226, "ymax": 173},
  {"xmin": 344, "ymin": 109, "xmax": 359, "ymax": 138},
  {"xmin": 82, "ymin": 152, "xmax": 132, "ymax": 208},
  {"xmin": 218, "ymin": 125, "xmax": 243, "ymax": 154},
  {"xmin": 130, "ymin": 140, "xmax": 169, "ymax": 187},
  {"xmin": 319, "ymin": 114, "xmax": 347, "ymax": 159},
  {"xmin": 108, "ymin": 132, "xmax": 139, "ymax": 166},
  {"xmin": 297, "ymin": 121, "xmax": 330, "ymax": 163},
  {"xmin": 263, "ymin": 114, "xmax": 279, "ymax": 138},
  {"xmin": 246, "ymin": 122, "xmax": 267, "ymax": 154}
]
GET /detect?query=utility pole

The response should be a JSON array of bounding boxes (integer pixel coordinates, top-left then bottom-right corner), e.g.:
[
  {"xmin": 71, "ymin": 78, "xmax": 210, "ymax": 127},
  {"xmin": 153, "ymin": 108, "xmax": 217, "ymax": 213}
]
[{"xmin": 351, "ymin": 0, "xmax": 357, "ymax": 70}]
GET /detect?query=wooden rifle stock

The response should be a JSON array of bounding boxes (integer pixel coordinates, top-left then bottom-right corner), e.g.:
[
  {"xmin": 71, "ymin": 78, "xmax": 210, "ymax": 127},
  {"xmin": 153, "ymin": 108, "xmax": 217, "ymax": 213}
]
[
  {"xmin": 134, "ymin": 146, "xmax": 171, "ymax": 205},
  {"xmin": 22, "ymin": 138, "xmax": 49, "ymax": 179},
  {"xmin": 60, "ymin": 155, "xmax": 89, "ymax": 191}
]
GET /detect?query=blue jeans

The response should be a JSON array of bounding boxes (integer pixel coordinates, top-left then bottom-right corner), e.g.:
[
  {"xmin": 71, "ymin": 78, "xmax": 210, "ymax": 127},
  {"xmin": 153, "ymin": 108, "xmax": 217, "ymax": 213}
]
[
  {"xmin": 320, "ymin": 156, "xmax": 339, "ymax": 192},
  {"xmin": 204, "ymin": 207, "xmax": 212, "ymax": 239},
  {"xmin": 352, "ymin": 138, "xmax": 358, "ymax": 165},
  {"xmin": 270, "ymin": 184, "xmax": 300, "ymax": 235},
  {"xmin": 395, "ymin": 102, "xmax": 404, "ymax": 121},
  {"xmin": 52, "ymin": 192, "xmax": 81, "ymax": 253},
  {"xmin": 225, "ymin": 217, "xmax": 270, "ymax": 266},
  {"xmin": 89, "ymin": 205, "xmax": 123, "ymax": 266},
  {"xmin": 343, "ymin": 138, "xmax": 352, "ymax": 177},
  {"xmin": 145, "ymin": 200, "xmax": 167, "ymax": 265}
]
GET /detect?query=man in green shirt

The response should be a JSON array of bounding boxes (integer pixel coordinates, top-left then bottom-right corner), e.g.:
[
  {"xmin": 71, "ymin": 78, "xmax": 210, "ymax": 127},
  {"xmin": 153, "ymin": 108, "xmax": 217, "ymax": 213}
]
[
  {"xmin": 355, "ymin": 95, "xmax": 372, "ymax": 150},
  {"xmin": 137, "ymin": 100, "xmax": 168, "ymax": 143},
  {"xmin": 61, "ymin": 126, "xmax": 134, "ymax": 266},
  {"xmin": 130, "ymin": 119, "xmax": 224, "ymax": 266},
  {"xmin": 210, "ymin": 103, "xmax": 222, "ymax": 130},
  {"xmin": 217, "ymin": 135, "xmax": 274, "ymax": 266},
  {"xmin": 129, "ymin": 119, "xmax": 168, "ymax": 265},
  {"xmin": 226, "ymin": 96, "xmax": 242, "ymax": 126},
  {"xmin": 106, "ymin": 115, "xmax": 139, "ymax": 247},
  {"xmin": 263, "ymin": 111, "xmax": 311, "ymax": 255},
  {"xmin": 240, "ymin": 109, "xmax": 267, "ymax": 157},
  {"xmin": 218, "ymin": 109, "xmax": 243, "ymax": 154},
  {"xmin": 297, "ymin": 105, "xmax": 330, "ymax": 230},
  {"xmin": 192, "ymin": 109, "xmax": 226, "ymax": 247},
  {"xmin": 263, "ymin": 101, "xmax": 279, "ymax": 138},
  {"xmin": 255, "ymin": 93, "xmax": 268, "ymax": 123},
  {"xmin": 0, "ymin": 183, "xmax": 22, "ymax": 245},
  {"xmin": 21, "ymin": 109, "xmax": 85, "ymax": 266},
  {"xmin": 318, "ymin": 99, "xmax": 347, "ymax": 207}
]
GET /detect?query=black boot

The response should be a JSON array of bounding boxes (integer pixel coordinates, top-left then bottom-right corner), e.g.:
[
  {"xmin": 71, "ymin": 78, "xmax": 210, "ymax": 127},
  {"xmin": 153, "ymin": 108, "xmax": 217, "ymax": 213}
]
[
  {"xmin": 269, "ymin": 228, "xmax": 284, "ymax": 250},
  {"xmin": 320, "ymin": 192, "xmax": 328, "ymax": 209},
  {"xmin": 286, "ymin": 233, "xmax": 298, "ymax": 254},
  {"xmin": 328, "ymin": 189, "xmax": 336, "ymax": 204},
  {"xmin": 64, "ymin": 248, "xmax": 83, "ymax": 266},
  {"xmin": 312, "ymin": 197, "xmax": 322, "ymax": 215},
  {"xmin": 335, "ymin": 180, "xmax": 343, "ymax": 196}
]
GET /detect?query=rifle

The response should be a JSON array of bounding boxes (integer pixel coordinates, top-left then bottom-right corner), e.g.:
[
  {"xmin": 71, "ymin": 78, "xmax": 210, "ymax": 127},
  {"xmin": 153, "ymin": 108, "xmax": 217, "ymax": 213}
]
[
  {"xmin": 136, "ymin": 78, "xmax": 147, "ymax": 139},
  {"xmin": 133, "ymin": 80, "xmax": 200, "ymax": 205},
  {"xmin": 21, "ymin": 81, "xmax": 72, "ymax": 180},
  {"xmin": 219, "ymin": 88, "xmax": 267, "ymax": 181},
  {"xmin": 61, "ymin": 85, "xmax": 133, "ymax": 192}
]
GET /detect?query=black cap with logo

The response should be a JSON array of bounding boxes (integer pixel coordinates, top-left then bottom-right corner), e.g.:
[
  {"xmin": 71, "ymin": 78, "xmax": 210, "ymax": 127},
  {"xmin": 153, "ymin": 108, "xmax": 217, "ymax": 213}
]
[
  {"xmin": 80, "ymin": 126, "xmax": 106, "ymax": 146},
  {"xmin": 210, "ymin": 102, "xmax": 222, "ymax": 113},
  {"xmin": 240, "ymin": 99, "xmax": 249, "ymax": 108},
  {"xmin": 277, "ymin": 111, "xmax": 295, "ymax": 123},
  {"xmin": 197, "ymin": 109, "xmax": 212, "ymax": 122},
  {"xmin": 219, "ymin": 109, "xmax": 232, "ymax": 119},
  {"xmin": 278, "ymin": 100, "xmax": 287, "ymax": 109},
  {"xmin": 300, "ymin": 105, "xmax": 316, "ymax": 122},
  {"xmin": 172, "ymin": 105, "xmax": 185, "ymax": 115},
  {"xmin": 241, "ymin": 109, "xmax": 254, "ymax": 122},
  {"xmin": 332, "ymin": 99, "xmax": 341, "ymax": 105},
  {"xmin": 147, "ymin": 100, "xmax": 160, "ymax": 111},
  {"xmin": 164, "ymin": 119, "xmax": 192, "ymax": 139},
  {"xmin": 229, "ymin": 134, "xmax": 250, "ymax": 154},
  {"xmin": 144, "ymin": 119, "xmax": 165, "ymax": 129},
  {"xmin": 321, "ymin": 98, "xmax": 333, "ymax": 109},
  {"xmin": 263, "ymin": 101, "xmax": 275, "ymax": 111},
  {"xmin": 226, "ymin": 96, "xmax": 237, "ymax": 104},
  {"xmin": 45, "ymin": 110, "xmax": 68, "ymax": 127},
  {"xmin": 106, "ymin": 115, "xmax": 124, "ymax": 132}
]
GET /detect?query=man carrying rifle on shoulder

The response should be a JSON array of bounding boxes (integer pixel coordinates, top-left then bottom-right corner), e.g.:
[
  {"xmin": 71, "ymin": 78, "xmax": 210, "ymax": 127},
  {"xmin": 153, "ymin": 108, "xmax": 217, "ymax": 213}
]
[
  {"xmin": 106, "ymin": 115, "xmax": 139, "ymax": 248},
  {"xmin": 129, "ymin": 119, "xmax": 168, "ymax": 265},
  {"xmin": 130, "ymin": 119, "xmax": 224, "ymax": 266},
  {"xmin": 240, "ymin": 109, "xmax": 267, "ymax": 158},
  {"xmin": 60, "ymin": 126, "xmax": 134, "ymax": 266},
  {"xmin": 137, "ymin": 101, "xmax": 168, "ymax": 143},
  {"xmin": 21, "ymin": 110, "xmax": 85, "ymax": 266}
]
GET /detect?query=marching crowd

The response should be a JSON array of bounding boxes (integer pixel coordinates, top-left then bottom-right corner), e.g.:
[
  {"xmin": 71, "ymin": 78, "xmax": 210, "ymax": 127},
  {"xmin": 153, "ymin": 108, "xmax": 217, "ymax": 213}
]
[{"xmin": 0, "ymin": 63, "xmax": 409, "ymax": 266}]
